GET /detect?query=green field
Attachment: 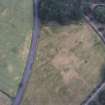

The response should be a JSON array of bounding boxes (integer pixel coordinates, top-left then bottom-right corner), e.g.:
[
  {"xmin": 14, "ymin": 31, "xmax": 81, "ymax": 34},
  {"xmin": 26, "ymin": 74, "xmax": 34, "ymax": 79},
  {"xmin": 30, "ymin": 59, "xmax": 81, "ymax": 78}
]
[
  {"xmin": 0, "ymin": 0, "xmax": 32, "ymax": 98},
  {"xmin": 22, "ymin": 22, "xmax": 105, "ymax": 105}
]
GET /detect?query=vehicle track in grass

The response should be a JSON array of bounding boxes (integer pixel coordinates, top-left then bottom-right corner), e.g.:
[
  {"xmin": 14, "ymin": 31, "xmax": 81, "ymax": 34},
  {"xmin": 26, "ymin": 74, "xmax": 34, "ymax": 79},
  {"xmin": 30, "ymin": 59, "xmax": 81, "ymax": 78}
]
[{"xmin": 12, "ymin": 0, "xmax": 40, "ymax": 105}]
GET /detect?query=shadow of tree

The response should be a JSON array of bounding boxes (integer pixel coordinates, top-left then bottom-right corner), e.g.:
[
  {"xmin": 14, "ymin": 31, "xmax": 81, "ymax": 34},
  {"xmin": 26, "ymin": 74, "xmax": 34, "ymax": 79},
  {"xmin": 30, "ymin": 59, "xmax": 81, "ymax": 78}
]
[{"xmin": 100, "ymin": 64, "xmax": 105, "ymax": 82}]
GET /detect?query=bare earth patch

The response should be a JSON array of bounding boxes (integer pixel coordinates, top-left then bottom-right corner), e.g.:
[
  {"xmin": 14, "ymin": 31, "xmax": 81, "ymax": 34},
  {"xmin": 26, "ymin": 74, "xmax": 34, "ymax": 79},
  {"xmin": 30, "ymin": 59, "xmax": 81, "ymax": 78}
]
[{"xmin": 52, "ymin": 51, "xmax": 85, "ymax": 85}]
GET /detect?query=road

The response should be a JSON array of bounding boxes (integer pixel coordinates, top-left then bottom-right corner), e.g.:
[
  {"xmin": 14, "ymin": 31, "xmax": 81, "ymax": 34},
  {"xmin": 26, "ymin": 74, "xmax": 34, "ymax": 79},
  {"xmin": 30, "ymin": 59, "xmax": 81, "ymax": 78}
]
[
  {"xmin": 82, "ymin": 16, "xmax": 105, "ymax": 105},
  {"xmin": 91, "ymin": 3, "xmax": 105, "ymax": 10},
  {"xmin": 84, "ymin": 83, "xmax": 105, "ymax": 105},
  {"xmin": 85, "ymin": 16, "xmax": 105, "ymax": 44},
  {"xmin": 12, "ymin": 0, "xmax": 40, "ymax": 105},
  {"xmin": 12, "ymin": 1, "xmax": 105, "ymax": 105}
]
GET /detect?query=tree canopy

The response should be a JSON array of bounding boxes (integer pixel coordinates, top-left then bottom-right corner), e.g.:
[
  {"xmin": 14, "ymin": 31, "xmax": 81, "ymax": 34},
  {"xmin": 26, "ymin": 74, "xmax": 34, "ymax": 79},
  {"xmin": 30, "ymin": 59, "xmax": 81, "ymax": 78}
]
[{"xmin": 40, "ymin": 0, "xmax": 82, "ymax": 24}]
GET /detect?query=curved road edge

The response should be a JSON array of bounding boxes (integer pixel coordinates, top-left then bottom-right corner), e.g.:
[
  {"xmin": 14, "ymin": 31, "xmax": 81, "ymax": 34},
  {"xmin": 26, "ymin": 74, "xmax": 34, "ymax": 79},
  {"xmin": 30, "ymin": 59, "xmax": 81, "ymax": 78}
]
[
  {"xmin": 12, "ymin": 0, "xmax": 40, "ymax": 105},
  {"xmin": 82, "ymin": 16, "xmax": 105, "ymax": 105}
]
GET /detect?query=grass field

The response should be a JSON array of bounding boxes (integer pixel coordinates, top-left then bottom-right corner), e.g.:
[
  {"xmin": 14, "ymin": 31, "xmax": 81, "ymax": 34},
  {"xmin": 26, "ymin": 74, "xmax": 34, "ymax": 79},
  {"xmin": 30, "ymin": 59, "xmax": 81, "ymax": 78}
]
[
  {"xmin": 22, "ymin": 22, "xmax": 105, "ymax": 105},
  {"xmin": 0, "ymin": 0, "xmax": 32, "ymax": 98}
]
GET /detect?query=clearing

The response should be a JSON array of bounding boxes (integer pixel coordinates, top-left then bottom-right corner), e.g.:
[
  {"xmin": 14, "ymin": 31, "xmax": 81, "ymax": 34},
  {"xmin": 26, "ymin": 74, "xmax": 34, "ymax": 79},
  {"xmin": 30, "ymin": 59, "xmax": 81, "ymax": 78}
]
[{"xmin": 22, "ymin": 22, "xmax": 105, "ymax": 105}]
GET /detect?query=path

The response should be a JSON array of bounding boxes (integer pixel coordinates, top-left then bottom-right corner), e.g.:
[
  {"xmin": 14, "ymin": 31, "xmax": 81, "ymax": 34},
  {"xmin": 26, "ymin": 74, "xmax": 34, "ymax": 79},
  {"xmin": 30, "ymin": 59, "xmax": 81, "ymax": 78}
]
[
  {"xmin": 12, "ymin": 0, "xmax": 40, "ymax": 105},
  {"xmin": 83, "ymin": 81, "xmax": 105, "ymax": 105},
  {"xmin": 91, "ymin": 3, "xmax": 105, "ymax": 10},
  {"xmin": 82, "ymin": 16, "xmax": 105, "ymax": 105}
]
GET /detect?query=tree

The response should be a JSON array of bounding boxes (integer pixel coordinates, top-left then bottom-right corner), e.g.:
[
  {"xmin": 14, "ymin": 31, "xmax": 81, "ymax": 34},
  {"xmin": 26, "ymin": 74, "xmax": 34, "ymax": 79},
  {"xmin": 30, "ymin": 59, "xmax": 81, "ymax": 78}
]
[
  {"xmin": 93, "ymin": 6, "xmax": 105, "ymax": 23},
  {"xmin": 40, "ymin": 0, "xmax": 82, "ymax": 24}
]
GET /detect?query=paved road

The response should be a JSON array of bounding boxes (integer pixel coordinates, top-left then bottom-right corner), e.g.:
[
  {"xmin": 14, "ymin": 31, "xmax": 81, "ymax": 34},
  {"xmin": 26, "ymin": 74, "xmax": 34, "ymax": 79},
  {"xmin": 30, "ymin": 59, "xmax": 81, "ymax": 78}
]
[
  {"xmin": 12, "ymin": 1, "xmax": 105, "ymax": 105},
  {"xmin": 12, "ymin": 0, "xmax": 40, "ymax": 105}
]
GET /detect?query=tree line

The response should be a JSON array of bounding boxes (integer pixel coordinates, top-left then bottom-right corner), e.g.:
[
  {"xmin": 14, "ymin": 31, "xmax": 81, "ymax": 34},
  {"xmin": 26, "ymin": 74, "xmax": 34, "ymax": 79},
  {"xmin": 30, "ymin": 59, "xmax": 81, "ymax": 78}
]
[
  {"xmin": 39, "ymin": 0, "xmax": 82, "ymax": 24},
  {"xmin": 39, "ymin": 0, "xmax": 105, "ymax": 24}
]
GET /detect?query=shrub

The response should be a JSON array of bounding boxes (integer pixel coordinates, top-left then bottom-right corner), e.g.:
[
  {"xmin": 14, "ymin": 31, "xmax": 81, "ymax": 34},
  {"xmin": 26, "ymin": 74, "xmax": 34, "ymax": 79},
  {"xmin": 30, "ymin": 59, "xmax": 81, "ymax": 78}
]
[
  {"xmin": 83, "ymin": 3, "xmax": 91, "ymax": 15},
  {"xmin": 40, "ymin": 0, "xmax": 82, "ymax": 24},
  {"xmin": 93, "ymin": 6, "xmax": 105, "ymax": 23}
]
